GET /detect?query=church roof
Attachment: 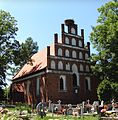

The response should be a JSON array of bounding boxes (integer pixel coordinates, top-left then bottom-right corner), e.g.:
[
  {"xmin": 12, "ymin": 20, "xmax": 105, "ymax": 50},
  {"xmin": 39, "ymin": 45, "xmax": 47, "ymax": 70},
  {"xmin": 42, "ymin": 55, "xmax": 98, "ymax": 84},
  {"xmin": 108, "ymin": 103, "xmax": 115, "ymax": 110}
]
[{"xmin": 13, "ymin": 48, "xmax": 48, "ymax": 80}]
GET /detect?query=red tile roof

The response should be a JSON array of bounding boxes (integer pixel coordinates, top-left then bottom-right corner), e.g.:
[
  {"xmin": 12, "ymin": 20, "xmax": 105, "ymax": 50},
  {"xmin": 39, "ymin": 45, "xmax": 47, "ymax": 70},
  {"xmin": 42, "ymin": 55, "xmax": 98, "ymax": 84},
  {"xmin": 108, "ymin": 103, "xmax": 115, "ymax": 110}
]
[{"xmin": 13, "ymin": 48, "xmax": 47, "ymax": 80}]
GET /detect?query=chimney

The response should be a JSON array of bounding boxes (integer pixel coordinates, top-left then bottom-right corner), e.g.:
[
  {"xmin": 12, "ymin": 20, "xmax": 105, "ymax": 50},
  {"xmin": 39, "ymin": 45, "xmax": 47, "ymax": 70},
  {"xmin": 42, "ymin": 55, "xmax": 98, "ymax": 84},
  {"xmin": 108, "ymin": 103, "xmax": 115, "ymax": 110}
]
[
  {"xmin": 61, "ymin": 24, "xmax": 64, "ymax": 33},
  {"xmin": 54, "ymin": 33, "xmax": 58, "ymax": 43},
  {"xmin": 87, "ymin": 42, "xmax": 90, "ymax": 50},
  {"xmin": 87, "ymin": 42, "xmax": 90, "ymax": 56},
  {"xmin": 81, "ymin": 29, "xmax": 84, "ymax": 38},
  {"xmin": 47, "ymin": 46, "xmax": 50, "ymax": 56}
]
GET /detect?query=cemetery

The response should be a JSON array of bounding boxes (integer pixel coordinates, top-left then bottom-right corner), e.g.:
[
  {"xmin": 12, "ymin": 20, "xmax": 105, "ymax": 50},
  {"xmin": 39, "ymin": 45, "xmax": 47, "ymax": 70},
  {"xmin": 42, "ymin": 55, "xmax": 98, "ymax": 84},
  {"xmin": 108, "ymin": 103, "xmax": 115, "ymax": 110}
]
[
  {"xmin": 0, "ymin": 100, "xmax": 118, "ymax": 120},
  {"xmin": 0, "ymin": 1, "xmax": 118, "ymax": 120}
]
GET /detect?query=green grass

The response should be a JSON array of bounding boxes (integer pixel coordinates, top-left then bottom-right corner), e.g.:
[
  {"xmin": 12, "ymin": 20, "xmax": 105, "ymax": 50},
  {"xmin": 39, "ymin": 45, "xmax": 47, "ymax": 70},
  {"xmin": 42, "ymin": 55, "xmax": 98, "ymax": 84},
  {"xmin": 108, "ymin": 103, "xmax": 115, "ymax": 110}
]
[
  {"xmin": 1, "ymin": 105, "xmax": 99, "ymax": 120},
  {"xmin": 32, "ymin": 114, "xmax": 99, "ymax": 120}
]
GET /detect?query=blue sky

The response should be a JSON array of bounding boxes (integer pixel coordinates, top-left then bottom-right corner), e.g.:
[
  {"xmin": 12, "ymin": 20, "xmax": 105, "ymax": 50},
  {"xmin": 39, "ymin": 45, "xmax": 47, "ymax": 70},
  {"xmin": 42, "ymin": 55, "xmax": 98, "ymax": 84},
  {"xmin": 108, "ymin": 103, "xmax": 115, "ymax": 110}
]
[{"xmin": 0, "ymin": 0, "xmax": 111, "ymax": 54}]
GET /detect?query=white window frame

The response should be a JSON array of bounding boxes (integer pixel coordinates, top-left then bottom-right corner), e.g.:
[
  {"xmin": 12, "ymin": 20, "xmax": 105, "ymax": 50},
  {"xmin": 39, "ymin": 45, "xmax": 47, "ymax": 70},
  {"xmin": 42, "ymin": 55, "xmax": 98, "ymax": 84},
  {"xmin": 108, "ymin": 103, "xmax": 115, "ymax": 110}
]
[
  {"xmin": 58, "ymin": 61, "xmax": 63, "ymax": 70},
  {"xmin": 66, "ymin": 63, "xmax": 70, "ymax": 70},
  {"xmin": 65, "ymin": 37, "xmax": 69, "ymax": 44},
  {"xmin": 72, "ymin": 38, "xmax": 76, "ymax": 46},
  {"xmin": 80, "ymin": 64, "xmax": 84, "ymax": 71},
  {"xmin": 79, "ymin": 40, "xmax": 82, "ymax": 47},
  {"xmin": 85, "ymin": 53, "xmax": 89, "ymax": 60},
  {"xmin": 72, "ymin": 50, "xmax": 77, "ymax": 58},
  {"xmin": 86, "ymin": 65, "xmax": 89, "ymax": 72},
  {"xmin": 58, "ymin": 48, "xmax": 62, "ymax": 56},
  {"xmin": 65, "ymin": 49, "xmax": 69, "ymax": 57},
  {"xmin": 51, "ymin": 60, "xmax": 56, "ymax": 69},
  {"xmin": 85, "ymin": 77, "xmax": 91, "ymax": 91},
  {"xmin": 71, "ymin": 27, "xmax": 75, "ymax": 34},
  {"xmin": 79, "ymin": 52, "xmax": 83, "ymax": 59}
]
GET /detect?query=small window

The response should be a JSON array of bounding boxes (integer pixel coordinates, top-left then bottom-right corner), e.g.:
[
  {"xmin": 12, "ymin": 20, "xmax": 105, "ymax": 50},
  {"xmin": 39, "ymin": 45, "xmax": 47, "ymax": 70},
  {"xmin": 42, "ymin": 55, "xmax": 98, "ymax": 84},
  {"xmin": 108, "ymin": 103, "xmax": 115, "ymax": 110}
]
[
  {"xmin": 60, "ymin": 75, "xmax": 67, "ymax": 91},
  {"xmin": 79, "ymin": 40, "xmax": 82, "ymax": 47},
  {"xmin": 71, "ymin": 28, "xmax": 75, "ymax": 34},
  {"xmin": 80, "ymin": 64, "xmax": 84, "ymax": 71},
  {"xmin": 66, "ymin": 63, "xmax": 70, "ymax": 70},
  {"xmin": 65, "ymin": 37, "xmax": 69, "ymax": 44},
  {"xmin": 85, "ymin": 79, "xmax": 89, "ymax": 90},
  {"xmin": 58, "ymin": 61, "xmax": 63, "ymax": 70},
  {"xmin": 72, "ymin": 38, "xmax": 76, "ymax": 46},
  {"xmin": 79, "ymin": 52, "xmax": 83, "ymax": 59},
  {"xmin": 65, "ymin": 49, "xmax": 69, "ymax": 57},
  {"xmin": 85, "ymin": 77, "xmax": 91, "ymax": 91},
  {"xmin": 85, "ymin": 53, "xmax": 89, "ymax": 60},
  {"xmin": 51, "ymin": 60, "xmax": 56, "ymax": 69},
  {"xmin": 72, "ymin": 64, "xmax": 78, "ymax": 72},
  {"xmin": 72, "ymin": 50, "xmax": 77, "ymax": 58},
  {"xmin": 60, "ymin": 77, "xmax": 64, "ymax": 90},
  {"xmin": 73, "ymin": 73, "xmax": 77, "ymax": 87},
  {"xmin": 86, "ymin": 65, "xmax": 89, "ymax": 72},
  {"xmin": 58, "ymin": 48, "xmax": 62, "ymax": 56}
]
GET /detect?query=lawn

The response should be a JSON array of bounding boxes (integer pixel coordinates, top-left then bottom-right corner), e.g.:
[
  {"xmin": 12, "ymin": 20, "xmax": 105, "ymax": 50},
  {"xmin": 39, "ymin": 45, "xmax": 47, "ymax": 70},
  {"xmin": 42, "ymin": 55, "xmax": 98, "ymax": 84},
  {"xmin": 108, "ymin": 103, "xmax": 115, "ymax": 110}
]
[
  {"xmin": 0, "ymin": 104, "xmax": 99, "ymax": 120},
  {"xmin": 0, "ymin": 112, "xmax": 99, "ymax": 120},
  {"xmin": 32, "ymin": 114, "xmax": 99, "ymax": 120}
]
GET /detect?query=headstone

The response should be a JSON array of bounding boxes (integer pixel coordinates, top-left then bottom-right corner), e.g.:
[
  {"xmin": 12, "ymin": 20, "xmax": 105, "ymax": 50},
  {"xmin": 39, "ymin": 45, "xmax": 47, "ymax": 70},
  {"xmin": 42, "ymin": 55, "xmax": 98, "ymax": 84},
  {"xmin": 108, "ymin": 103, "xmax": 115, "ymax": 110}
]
[
  {"xmin": 48, "ymin": 100, "xmax": 52, "ymax": 112},
  {"xmin": 36, "ymin": 102, "xmax": 46, "ymax": 118}
]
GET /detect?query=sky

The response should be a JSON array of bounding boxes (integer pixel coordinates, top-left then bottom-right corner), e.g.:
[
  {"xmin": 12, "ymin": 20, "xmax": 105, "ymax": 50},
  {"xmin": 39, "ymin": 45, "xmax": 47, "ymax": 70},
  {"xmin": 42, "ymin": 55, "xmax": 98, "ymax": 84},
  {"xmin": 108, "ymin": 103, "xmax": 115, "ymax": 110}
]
[
  {"xmin": 0, "ymin": 0, "xmax": 111, "ymax": 85},
  {"xmin": 0, "ymin": 0, "xmax": 111, "ymax": 53}
]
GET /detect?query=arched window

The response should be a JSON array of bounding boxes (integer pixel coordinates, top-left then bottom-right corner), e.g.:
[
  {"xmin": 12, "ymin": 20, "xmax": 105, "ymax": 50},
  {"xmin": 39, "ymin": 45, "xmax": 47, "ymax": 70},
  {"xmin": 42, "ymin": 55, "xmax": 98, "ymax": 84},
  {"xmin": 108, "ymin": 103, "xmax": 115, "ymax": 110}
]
[
  {"xmin": 72, "ymin": 38, "xmax": 76, "ymax": 46},
  {"xmin": 72, "ymin": 64, "xmax": 78, "ymax": 72},
  {"xmin": 85, "ymin": 77, "xmax": 91, "ymax": 91},
  {"xmin": 65, "ymin": 49, "xmax": 69, "ymax": 57},
  {"xmin": 72, "ymin": 50, "xmax": 77, "ymax": 58},
  {"xmin": 86, "ymin": 65, "xmax": 89, "ymax": 72},
  {"xmin": 65, "ymin": 37, "xmax": 69, "ymax": 44},
  {"xmin": 71, "ymin": 28, "xmax": 75, "ymax": 34},
  {"xmin": 85, "ymin": 53, "xmax": 89, "ymax": 60},
  {"xmin": 58, "ymin": 61, "xmax": 63, "ymax": 70},
  {"xmin": 80, "ymin": 64, "xmax": 84, "ymax": 71},
  {"xmin": 73, "ymin": 73, "xmax": 77, "ymax": 87},
  {"xmin": 51, "ymin": 60, "xmax": 56, "ymax": 69},
  {"xmin": 66, "ymin": 63, "xmax": 70, "ymax": 70},
  {"xmin": 58, "ymin": 48, "xmax": 62, "ymax": 56},
  {"xmin": 79, "ymin": 52, "xmax": 83, "ymax": 59},
  {"xmin": 72, "ymin": 64, "xmax": 79, "ymax": 86},
  {"xmin": 60, "ymin": 75, "xmax": 66, "ymax": 91},
  {"xmin": 79, "ymin": 40, "xmax": 82, "ymax": 47},
  {"xmin": 60, "ymin": 77, "xmax": 64, "ymax": 90},
  {"xmin": 85, "ymin": 79, "xmax": 89, "ymax": 90}
]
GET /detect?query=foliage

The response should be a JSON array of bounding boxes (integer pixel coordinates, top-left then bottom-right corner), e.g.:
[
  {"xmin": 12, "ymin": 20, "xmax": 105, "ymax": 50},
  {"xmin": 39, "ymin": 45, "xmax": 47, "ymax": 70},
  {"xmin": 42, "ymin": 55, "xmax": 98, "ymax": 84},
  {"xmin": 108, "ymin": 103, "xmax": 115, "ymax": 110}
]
[
  {"xmin": 90, "ymin": 0, "xmax": 118, "ymax": 101},
  {"xmin": 97, "ymin": 79, "xmax": 113, "ymax": 102},
  {"xmin": 12, "ymin": 37, "xmax": 38, "ymax": 72},
  {"xmin": 0, "ymin": 87, "xmax": 5, "ymax": 101},
  {"xmin": 3, "ymin": 87, "xmax": 10, "ymax": 101},
  {"xmin": 0, "ymin": 10, "xmax": 39, "ymax": 101},
  {"xmin": 0, "ymin": 10, "xmax": 18, "ymax": 85}
]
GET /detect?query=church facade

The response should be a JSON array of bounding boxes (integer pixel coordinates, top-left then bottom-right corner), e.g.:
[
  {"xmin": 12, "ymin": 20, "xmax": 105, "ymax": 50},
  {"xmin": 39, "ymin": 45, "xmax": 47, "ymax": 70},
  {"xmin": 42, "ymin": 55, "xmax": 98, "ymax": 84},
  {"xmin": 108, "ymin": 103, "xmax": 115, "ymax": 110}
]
[{"xmin": 11, "ymin": 19, "xmax": 98, "ymax": 105}]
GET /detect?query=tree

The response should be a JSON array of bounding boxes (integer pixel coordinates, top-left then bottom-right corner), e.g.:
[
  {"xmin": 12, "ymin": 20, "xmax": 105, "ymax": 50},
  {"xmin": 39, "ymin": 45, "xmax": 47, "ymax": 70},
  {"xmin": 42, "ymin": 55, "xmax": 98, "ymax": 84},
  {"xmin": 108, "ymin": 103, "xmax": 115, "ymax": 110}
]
[
  {"xmin": 0, "ymin": 10, "xmax": 39, "ymax": 101},
  {"xmin": 97, "ymin": 80, "xmax": 112, "ymax": 102},
  {"xmin": 0, "ymin": 10, "xmax": 18, "ymax": 85},
  {"xmin": 90, "ymin": 0, "xmax": 118, "ymax": 102},
  {"xmin": 12, "ymin": 37, "xmax": 38, "ymax": 74}
]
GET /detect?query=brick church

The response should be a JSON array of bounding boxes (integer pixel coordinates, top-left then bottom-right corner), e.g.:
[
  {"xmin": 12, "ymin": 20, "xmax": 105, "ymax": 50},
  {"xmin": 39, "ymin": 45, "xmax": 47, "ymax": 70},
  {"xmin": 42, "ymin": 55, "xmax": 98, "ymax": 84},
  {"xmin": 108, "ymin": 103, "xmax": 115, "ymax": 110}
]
[{"xmin": 11, "ymin": 19, "xmax": 98, "ymax": 105}]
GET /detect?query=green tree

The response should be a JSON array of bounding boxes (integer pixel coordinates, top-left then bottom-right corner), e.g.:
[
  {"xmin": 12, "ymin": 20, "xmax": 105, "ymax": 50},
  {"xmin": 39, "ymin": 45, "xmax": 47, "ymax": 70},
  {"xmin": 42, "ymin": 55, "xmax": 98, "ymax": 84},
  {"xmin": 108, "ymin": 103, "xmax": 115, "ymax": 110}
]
[
  {"xmin": 0, "ymin": 10, "xmax": 39, "ymax": 101},
  {"xmin": 0, "ymin": 10, "xmax": 18, "ymax": 85},
  {"xmin": 12, "ymin": 37, "xmax": 38, "ymax": 74},
  {"xmin": 97, "ymin": 80, "xmax": 112, "ymax": 102},
  {"xmin": 90, "ymin": 0, "xmax": 118, "ymax": 102}
]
